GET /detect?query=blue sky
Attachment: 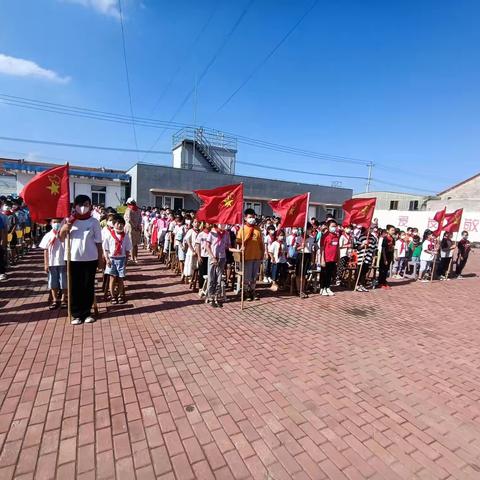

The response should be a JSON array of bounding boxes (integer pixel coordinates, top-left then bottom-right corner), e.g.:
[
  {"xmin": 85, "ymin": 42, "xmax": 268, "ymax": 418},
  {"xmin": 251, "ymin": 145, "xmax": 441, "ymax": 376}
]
[{"xmin": 0, "ymin": 0, "xmax": 479, "ymax": 194}]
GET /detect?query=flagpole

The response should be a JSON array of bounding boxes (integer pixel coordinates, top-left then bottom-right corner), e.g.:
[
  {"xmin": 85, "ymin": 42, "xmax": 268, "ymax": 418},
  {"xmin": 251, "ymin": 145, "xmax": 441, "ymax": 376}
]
[
  {"xmin": 241, "ymin": 228, "xmax": 245, "ymax": 311},
  {"xmin": 298, "ymin": 193, "xmax": 310, "ymax": 298},
  {"xmin": 430, "ymin": 237, "xmax": 439, "ymax": 283},
  {"xmin": 445, "ymin": 212, "xmax": 463, "ymax": 280},
  {"xmin": 67, "ymin": 231, "xmax": 72, "ymax": 323},
  {"xmin": 354, "ymin": 226, "xmax": 371, "ymax": 292}
]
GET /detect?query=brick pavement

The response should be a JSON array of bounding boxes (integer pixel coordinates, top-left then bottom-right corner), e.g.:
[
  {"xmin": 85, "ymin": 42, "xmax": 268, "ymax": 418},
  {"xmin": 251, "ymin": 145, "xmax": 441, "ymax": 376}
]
[{"xmin": 0, "ymin": 248, "xmax": 480, "ymax": 479}]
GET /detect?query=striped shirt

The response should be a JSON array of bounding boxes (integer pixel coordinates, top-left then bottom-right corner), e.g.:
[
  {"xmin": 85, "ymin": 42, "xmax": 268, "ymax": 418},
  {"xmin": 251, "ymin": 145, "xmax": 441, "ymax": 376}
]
[{"xmin": 354, "ymin": 233, "xmax": 378, "ymax": 265}]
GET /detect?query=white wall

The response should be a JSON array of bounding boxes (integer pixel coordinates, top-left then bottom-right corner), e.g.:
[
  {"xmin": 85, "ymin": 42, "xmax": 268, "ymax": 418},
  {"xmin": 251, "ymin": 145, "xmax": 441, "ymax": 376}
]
[
  {"xmin": 17, "ymin": 172, "xmax": 124, "ymax": 206},
  {"xmin": 374, "ymin": 209, "xmax": 480, "ymax": 242}
]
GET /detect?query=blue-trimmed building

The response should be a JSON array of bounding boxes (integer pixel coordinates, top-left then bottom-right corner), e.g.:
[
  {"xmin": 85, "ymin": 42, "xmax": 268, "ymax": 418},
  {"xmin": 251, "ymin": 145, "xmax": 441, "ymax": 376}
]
[{"xmin": 1, "ymin": 158, "xmax": 130, "ymax": 207}]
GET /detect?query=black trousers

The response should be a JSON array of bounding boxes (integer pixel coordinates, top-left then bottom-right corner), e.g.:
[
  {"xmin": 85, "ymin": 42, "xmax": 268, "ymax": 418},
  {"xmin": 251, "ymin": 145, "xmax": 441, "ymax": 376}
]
[
  {"xmin": 199, "ymin": 256, "xmax": 209, "ymax": 289},
  {"xmin": 438, "ymin": 257, "xmax": 451, "ymax": 277},
  {"xmin": 358, "ymin": 262, "xmax": 370, "ymax": 287},
  {"xmin": 378, "ymin": 260, "xmax": 391, "ymax": 286},
  {"xmin": 0, "ymin": 245, "xmax": 6, "ymax": 274},
  {"xmin": 320, "ymin": 261, "xmax": 336, "ymax": 289},
  {"xmin": 456, "ymin": 257, "xmax": 468, "ymax": 275},
  {"xmin": 70, "ymin": 260, "xmax": 98, "ymax": 319}
]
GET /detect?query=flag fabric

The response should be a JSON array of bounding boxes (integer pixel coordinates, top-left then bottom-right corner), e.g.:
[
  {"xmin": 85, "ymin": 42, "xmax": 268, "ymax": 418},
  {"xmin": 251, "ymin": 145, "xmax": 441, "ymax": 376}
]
[
  {"xmin": 20, "ymin": 164, "xmax": 70, "ymax": 223},
  {"xmin": 194, "ymin": 183, "xmax": 244, "ymax": 224},
  {"xmin": 432, "ymin": 207, "xmax": 446, "ymax": 236},
  {"xmin": 268, "ymin": 193, "xmax": 309, "ymax": 229},
  {"xmin": 342, "ymin": 198, "xmax": 376, "ymax": 228},
  {"xmin": 443, "ymin": 208, "xmax": 463, "ymax": 233}
]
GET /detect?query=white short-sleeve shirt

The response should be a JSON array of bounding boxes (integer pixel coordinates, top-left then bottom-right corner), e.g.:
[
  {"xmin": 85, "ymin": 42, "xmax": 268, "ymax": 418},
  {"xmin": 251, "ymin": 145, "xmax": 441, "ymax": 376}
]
[
  {"xmin": 39, "ymin": 230, "xmax": 66, "ymax": 266},
  {"xmin": 66, "ymin": 217, "xmax": 102, "ymax": 262}
]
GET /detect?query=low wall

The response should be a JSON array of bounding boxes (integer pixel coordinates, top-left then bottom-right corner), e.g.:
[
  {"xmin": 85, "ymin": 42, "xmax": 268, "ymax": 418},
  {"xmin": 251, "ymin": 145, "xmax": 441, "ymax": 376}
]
[{"xmin": 373, "ymin": 210, "xmax": 480, "ymax": 242}]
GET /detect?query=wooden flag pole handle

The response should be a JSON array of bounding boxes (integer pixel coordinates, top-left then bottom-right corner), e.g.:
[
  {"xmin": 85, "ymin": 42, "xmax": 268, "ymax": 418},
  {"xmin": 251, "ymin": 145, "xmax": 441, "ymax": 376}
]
[
  {"xmin": 445, "ymin": 240, "xmax": 457, "ymax": 280},
  {"xmin": 240, "ymin": 228, "xmax": 245, "ymax": 311},
  {"xmin": 67, "ymin": 231, "xmax": 72, "ymax": 323}
]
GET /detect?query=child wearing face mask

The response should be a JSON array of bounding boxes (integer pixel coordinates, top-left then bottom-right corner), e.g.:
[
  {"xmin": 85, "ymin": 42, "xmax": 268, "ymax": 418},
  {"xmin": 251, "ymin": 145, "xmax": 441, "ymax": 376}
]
[
  {"xmin": 183, "ymin": 218, "xmax": 200, "ymax": 285},
  {"xmin": 337, "ymin": 224, "xmax": 353, "ymax": 286},
  {"xmin": 39, "ymin": 218, "xmax": 67, "ymax": 310},
  {"xmin": 393, "ymin": 231, "xmax": 408, "ymax": 278},
  {"xmin": 455, "ymin": 231, "xmax": 471, "ymax": 278},
  {"xmin": 269, "ymin": 230, "xmax": 288, "ymax": 291},
  {"xmin": 319, "ymin": 220, "xmax": 339, "ymax": 296},
  {"xmin": 236, "ymin": 209, "xmax": 264, "ymax": 301},
  {"xmin": 103, "ymin": 215, "xmax": 132, "ymax": 304}
]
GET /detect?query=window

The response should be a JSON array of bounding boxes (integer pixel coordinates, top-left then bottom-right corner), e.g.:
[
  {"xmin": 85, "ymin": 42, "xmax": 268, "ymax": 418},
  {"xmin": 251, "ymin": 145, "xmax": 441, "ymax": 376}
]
[
  {"xmin": 157, "ymin": 195, "xmax": 184, "ymax": 210},
  {"xmin": 326, "ymin": 208, "xmax": 337, "ymax": 219},
  {"xmin": 173, "ymin": 197, "xmax": 184, "ymax": 211},
  {"xmin": 244, "ymin": 201, "xmax": 262, "ymax": 215},
  {"xmin": 389, "ymin": 200, "xmax": 399, "ymax": 210},
  {"xmin": 91, "ymin": 185, "xmax": 106, "ymax": 206},
  {"xmin": 409, "ymin": 200, "xmax": 419, "ymax": 211}
]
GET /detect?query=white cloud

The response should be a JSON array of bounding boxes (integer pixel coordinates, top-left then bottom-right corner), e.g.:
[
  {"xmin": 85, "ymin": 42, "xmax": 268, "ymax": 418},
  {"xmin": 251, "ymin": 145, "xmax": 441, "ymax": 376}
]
[
  {"xmin": 62, "ymin": 0, "xmax": 121, "ymax": 19},
  {"xmin": 0, "ymin": 54, "xmax": 70, "ymax": 84}
]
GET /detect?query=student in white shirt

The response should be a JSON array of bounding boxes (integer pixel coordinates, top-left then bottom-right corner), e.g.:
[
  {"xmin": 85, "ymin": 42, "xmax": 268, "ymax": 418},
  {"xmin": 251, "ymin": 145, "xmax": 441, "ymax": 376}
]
[
  {"xmin": 39, "ymin": 218, "xmax": 67, "ymax": 310},
  {"xmin": 103, "ymin": 215, "xmax": 132, "ymax": 305},
  {"xmin": 269, "ymin": 230, "xmax": 288, "ymax": 291},
  {"xmin": 419, "ymin": 231, "xmax": 436, "ymax": 282},
  {"xmin": 60, "ymin": 195, "xmax": 103, "ymax": 325},
  {"xmin": 295, "ymin": 223, "xmax": 315, "ymax": 298}
]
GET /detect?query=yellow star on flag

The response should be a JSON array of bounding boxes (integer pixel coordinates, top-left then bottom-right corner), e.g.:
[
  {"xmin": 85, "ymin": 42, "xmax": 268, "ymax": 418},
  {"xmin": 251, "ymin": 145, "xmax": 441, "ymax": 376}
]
[
  {"xmin": 47, "ymin": 175, "xmax": 60, "ymax": 196},
  {"xmin": 222, "ymin": 192, "xmax": 234, "ymax": 208}
]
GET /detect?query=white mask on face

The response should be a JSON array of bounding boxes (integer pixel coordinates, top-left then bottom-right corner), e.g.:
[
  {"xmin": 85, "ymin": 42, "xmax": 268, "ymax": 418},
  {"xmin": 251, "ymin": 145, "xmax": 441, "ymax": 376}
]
[
  {"xmin": 76, "ymin": 205, "xmax": 89, "ymax": 215},
  {"xmin": 246, "ymin": 217, "xmax": 256, "ymax": 225},
  {"xmin": 107, "ymin": 220, "xmax": 114, "ymax": 227},
  {"xmin": 185, "ymin": 219, "xmax": 192, "ymax": 225},
  {"xmin": 329, "ymin": 226, "xmax": 337, "ymax": 233}
]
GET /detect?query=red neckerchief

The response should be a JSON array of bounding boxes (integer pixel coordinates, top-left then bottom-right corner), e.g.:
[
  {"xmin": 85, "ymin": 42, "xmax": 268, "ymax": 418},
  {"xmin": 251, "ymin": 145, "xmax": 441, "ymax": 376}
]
[
  {"xmin": 70, "ymin": 211, "xmax": 92, "ymax": 222},
  {"xmin": 214, "ymin": 228, "xmax": 227, "ymax": 244},
  {"xmin": 268, "ymin": 233, "xmax": 275, "ymax": 243},
  {"xmin": 4, "ymin": 210, "xmax": 13, "ymax": 216},
  {"xmin": 109, "ymin": 228, "xmax": 126, "ymax": 256},
  {"xmin": 128, "ymin": 204, "xmax": 139, "ymax": 212},
  {"xmin": 399, "ymin": 239, "xmax": 406, "ymax": 254},
  {"xmin": 290, "ymin": 234, "xmax": 297, "ymax": 246}
]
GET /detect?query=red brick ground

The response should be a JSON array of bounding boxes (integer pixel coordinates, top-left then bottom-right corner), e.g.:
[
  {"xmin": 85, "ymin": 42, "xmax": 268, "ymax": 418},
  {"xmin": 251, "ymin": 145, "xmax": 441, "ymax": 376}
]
[{"xmin": 1, "ymin": 248, "xmax": 480, "ymax": 479}]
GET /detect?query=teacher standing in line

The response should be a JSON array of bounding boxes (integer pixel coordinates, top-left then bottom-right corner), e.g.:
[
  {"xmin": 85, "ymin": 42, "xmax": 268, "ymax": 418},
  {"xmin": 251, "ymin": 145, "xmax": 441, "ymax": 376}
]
[
  {"xmin": 124, "ymin": 197, "xmax": 142, "ymax": 264},
  {"xmin": 60, "ymin": 194, "xmax": 103, "ymax": 325}
]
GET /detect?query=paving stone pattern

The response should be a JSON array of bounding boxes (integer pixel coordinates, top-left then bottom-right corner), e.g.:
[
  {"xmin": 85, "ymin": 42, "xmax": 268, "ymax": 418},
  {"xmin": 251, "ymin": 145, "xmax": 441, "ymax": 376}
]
[{"xmin": 1, "ymin": 249, "xmax": 480, "ymax": 479}]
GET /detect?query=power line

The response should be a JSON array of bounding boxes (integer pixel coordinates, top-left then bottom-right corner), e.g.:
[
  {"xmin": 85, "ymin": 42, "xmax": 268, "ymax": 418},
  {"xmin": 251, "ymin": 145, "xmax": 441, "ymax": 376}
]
[
  {"xmin": 142, "ymin": 0, "xmax": 256, "ymax": 158},
  {"xmin": 0, "ymin": 93, "xmax": 371, "ymax": 166},
  {"xmin": 148, "ymin": 1, "xmax": 219, "ymax": 116},
  {"xmin": 0, "ymin": 134, "xmax": 441, "ymax": 193},
  {"xmin": 0, "ymin": 136, "xmax": 170, "ymax": 155},
  {"xmin": 236, "ymin": 160, "xmax": 368, "ymax": 181},
  {"xmin": 372, "ymin": 178, "xmax": 437, "ymax": 195},
  {"xmin": 216, "ymin": 0, "xmax": 320, "ymax": 113},
  {"xmin": 118, "ymin": 0, "xmax": 139, "ymax": 157}
]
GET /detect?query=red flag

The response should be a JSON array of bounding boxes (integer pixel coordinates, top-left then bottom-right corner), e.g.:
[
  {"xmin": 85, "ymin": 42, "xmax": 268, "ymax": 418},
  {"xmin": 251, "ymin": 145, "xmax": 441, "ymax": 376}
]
[
  {"xmin": 20, "ymin": 164, "xmax": 70, "ymax": 223},
  {"xmin": 432, "ymin": 207, "xmax": 446, "ymax": 237},
  {"xmin": 194, "ymin": 183, "xmax": 243, "ymax": 224},
  {"xmin": 342, "ymin": 198, "xmax": 376, "ymax": 228},
  {"xmin": 443, "ymin": 208, "xmax": 463, "ymax": 233},
  {"xmin": 268, "ymin": 193, "xmax": 309, "ymax": 229}
]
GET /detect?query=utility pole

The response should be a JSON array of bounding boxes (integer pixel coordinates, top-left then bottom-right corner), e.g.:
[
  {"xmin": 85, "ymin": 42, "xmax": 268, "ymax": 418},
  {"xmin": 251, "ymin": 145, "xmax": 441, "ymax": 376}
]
[{"xmin": 366, "ymin": 161, "xmax": 374, "ymax": 193}]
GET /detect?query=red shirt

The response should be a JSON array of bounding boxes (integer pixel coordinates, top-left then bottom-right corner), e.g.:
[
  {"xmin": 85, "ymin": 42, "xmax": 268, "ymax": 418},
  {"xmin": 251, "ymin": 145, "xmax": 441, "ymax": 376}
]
[{"xmin": 321, "ymin": 232, "xmax": 339, "ymax": 263}]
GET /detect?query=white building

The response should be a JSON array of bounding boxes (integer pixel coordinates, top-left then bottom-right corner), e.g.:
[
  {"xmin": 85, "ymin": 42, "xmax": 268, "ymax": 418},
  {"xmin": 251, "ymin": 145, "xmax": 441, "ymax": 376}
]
[
  {"xmin": 353, "ymin": 191, "xmax": 429, "ymax": 211},
  {"xmin": 1, "ymin": 158, "xmax": 130, "ymax": 207},
  {"xmin": 426, "ymin": 173, "xmax": 480, "ymax": 211}
]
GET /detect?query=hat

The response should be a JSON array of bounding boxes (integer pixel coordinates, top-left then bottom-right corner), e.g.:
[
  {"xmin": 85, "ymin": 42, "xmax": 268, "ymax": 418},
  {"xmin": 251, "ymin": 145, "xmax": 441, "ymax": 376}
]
[{"xmin": 126, "ymin": 197, "xmax": 136, "ymax": 205}]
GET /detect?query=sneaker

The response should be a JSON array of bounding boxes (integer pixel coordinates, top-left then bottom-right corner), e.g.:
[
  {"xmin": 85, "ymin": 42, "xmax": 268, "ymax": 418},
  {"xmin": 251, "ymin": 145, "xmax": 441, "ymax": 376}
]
[
  {"xmin": 262, "ymin": 277, "xmax": 270, "ymax": 284},
  {"xmin": 320, "ymin": 289, "xmax": 329, "ymax": 296},
  {"xmin": 84, "ymin": 316, "xmax": 96, "ymax": 324},
  {"xmin": 71, "ymin": 318, "xmax": 82, "ymax": 325},
  {"xmin": 326, "ymin": 288, "xmax": 335, "ymax": 296},
  {"xmin": 457, "ymin": 275, "xmax": 463, "ymax": 279},
  {"xmin": 421, "ymin": 279, "xmax": 429, "ymax": 283},
  {"xmin": 0, "ymin": 274, "xmax": 7, "ymax": 281}
]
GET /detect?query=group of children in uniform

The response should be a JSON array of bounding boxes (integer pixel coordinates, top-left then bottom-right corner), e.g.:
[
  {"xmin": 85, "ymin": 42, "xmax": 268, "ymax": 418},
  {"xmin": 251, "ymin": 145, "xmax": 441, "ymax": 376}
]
[
  {"xmin": 38, "ymin": 204, "xmax": 133, "ymax": 312},
  {"xmin": 140, "ymin": 204, "xmax": 474, "ymax": 307}
]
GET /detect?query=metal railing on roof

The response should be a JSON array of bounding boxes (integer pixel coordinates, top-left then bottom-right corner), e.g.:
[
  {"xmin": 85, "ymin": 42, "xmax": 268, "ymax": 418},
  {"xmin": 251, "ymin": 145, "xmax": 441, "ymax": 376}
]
[{"xmin": 172, "ymin": 127, "xmax": 237, "ymax": 151}]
